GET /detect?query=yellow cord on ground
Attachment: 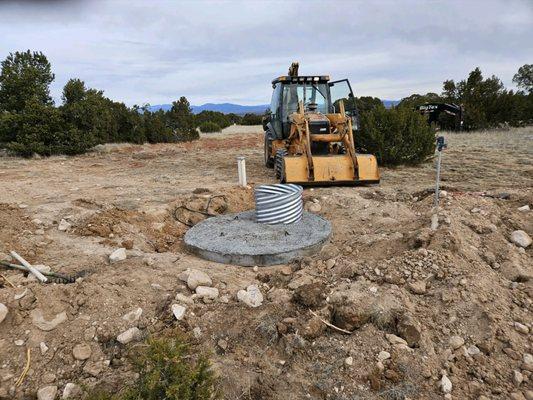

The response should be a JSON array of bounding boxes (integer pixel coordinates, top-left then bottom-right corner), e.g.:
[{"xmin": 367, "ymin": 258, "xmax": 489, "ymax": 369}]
[{"xmin": 15, "ymin": 348, "xmax": 31, "ymax": 387}]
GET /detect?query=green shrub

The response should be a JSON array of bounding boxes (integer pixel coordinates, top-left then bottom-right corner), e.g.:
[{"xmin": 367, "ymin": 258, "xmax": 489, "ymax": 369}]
[
  {"xmin": 85, "ymin": 332, "xmax": 220, "ymax": 400},
  {"xmin": 357, "ymin": 107, "xmax": 436, "ymax": 166},
  {"xmin": 199, "ymin": 121, "xmax": 221, "ymax": 133},
  {"xmin": 239, "ymin": 113, "xmax": 263, "ymax": 125}
]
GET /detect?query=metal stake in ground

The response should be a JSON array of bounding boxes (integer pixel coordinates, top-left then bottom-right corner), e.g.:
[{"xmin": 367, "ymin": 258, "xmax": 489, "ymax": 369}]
[{"xmin": 434, "ymin": 136, "xmax": 447, "ymax": 209}]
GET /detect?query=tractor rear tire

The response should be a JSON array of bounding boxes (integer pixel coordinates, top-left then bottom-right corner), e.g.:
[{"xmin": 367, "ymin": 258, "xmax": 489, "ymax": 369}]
[
  {"xmin": 264, "ymin": 132, "xmax": 274, "ymax": 168},
  {"xmin": 274, "ymin": 149, "xmax": 287, "ymax": 183}
]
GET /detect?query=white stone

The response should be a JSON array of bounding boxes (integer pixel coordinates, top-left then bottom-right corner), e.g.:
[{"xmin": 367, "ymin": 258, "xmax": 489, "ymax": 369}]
[
  {"xmin": 58, "ymin": 219, "xmax": 71, "ymax": 232},
  {"xmin": 122, "ymin": 308, "xmax": 143, "ymax": 323},
  {"xmin": 377, "ymin": 351, "xmax": 391, "ymax": 361},
  {"xmin": 175, "ymin": 293, "xmax": 194, "ymax": 305},
  {"xmin": 385, "ymin": 334, "xmax": 408, "ymax": 346},
  {"xmin": 32, "ymin": 218, "xmax": 44, "ymax": 225},
  {"xmin": 523, "ymin": 353, "xmax": 533, "ymax": 371},
  {"xmin": 449, "ymin": 336, "xmax": 464, "ymax": 350},
  {"xmin": 186, "ymin": 269, "xmax": 212, "ymax": 290},
  {"xmin": 467, "ymin": 345, "xmax": 481, "ymax": 356},
  {"xmin": 72, "ymin": 343, "xmax": 92, "ymax": 360},
  {"xmin": 192, "ymin": 327, "xmax": 202, "ymax": 338},
  {"xmin": 237, "ymin": 284, "xmax": 264, "ymax": 308},
  {"xmin": 440, "ymin": 375, "xmax": 452, "ymax": 393},
  {"xmin": 513, "ymin": 370, "xmax": 524, "ymax": 386},
  {"xmin": 171, "ymin": 304, "xmax": 186, "ymax": 320},
  {"xmin": 195, "ymin": 286, "xmax": 219, "ymax": 299},
  {"xmin": 344, "ymin": 356, "xmax": 353, "ymax": 366},
  {"xmin": 0, "ymin": 303, "xmax": 7, "ymax": 324},
  {"xmin": 514, "ymin": 321, "xmax": 529, "ymax": 334},
  {"xmin": 14, "ymin": 339, "xmax": 24, "ymax": 346},
  {"xmin": 109, "ymin": 248, "xmax": 127, "ymax": 263},
  {"xmin": 117, "ymin": 327, "xmax": 142, "ymax": 344},
  {"xmin": 518, "ymin": 205, "xmax": 530, "ymax": 212},
  {"xmin": 31, "ymin": 309, "xmax": 67, "ymax": 331},
  {"xmin": 37, "ymin": 385, "xmax": 58, "ymax": 400},
  {"xmin": 510, "ymin": 230, "xmax": 532, "ymax": 248},
  {"xmin": 62, "ymin": 383, "xmax": 82, "ymax": 399},
  {"xmin": 40, "ymin": 342, "xmax": 49, "ymax": 355}
]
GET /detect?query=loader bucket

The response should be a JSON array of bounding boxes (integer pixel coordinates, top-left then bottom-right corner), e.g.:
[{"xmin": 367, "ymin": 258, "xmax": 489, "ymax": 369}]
[{"xmin": 283, "ymin": 153, "xmax": 380, "ymax": 185}]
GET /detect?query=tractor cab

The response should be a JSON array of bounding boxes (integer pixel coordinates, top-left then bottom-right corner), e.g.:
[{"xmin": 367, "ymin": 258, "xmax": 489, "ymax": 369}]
[{"xmin": 264, "ymin": 75, "xmax": 359, "ymax": 141}]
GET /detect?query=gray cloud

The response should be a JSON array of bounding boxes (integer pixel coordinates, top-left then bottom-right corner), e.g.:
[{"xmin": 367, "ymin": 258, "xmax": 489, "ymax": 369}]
[{"xmin": 1, "ymin": 0, "xmax": 531, "ymax": 106}]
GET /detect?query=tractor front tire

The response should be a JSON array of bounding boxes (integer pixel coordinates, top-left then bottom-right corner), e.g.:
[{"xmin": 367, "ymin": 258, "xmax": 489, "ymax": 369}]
[
  {"xmin": 264, "ymin": 133, "xmax": 274, "ymax": 168},
  {"xmin": 274, "ymin": 149, "xmax": 288, "ymax": 183}
]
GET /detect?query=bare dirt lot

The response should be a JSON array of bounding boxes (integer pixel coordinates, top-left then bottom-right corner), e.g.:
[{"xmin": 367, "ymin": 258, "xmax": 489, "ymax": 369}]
[{"xmin": 0, "ymin": 126, "xmax": 532, "ymax": 400}]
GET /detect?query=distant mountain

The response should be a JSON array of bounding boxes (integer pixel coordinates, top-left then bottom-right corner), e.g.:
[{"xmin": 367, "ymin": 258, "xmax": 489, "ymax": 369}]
[
  {"xmin": 147, "ymin": 103, "xmax": 269, "ymax": 115},
  {"xmin": 382, "ymin": 100, "xmax": 400, "ymax": 108},
  {"xmin": 146, "ymin": 100, "xmax": 399, "ymax": 114}
]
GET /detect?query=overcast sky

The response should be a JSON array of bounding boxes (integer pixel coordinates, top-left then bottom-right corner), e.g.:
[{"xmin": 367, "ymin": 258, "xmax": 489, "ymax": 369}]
[{"xmin": 0, "ymin": 0, "xmax": 531, "ymax": 106}]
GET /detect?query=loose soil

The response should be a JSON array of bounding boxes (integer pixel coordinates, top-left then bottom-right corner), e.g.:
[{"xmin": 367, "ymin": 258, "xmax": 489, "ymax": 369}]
[{"xmin": 0, "ymin": 125, "xmax": 531, "ymax": 399}]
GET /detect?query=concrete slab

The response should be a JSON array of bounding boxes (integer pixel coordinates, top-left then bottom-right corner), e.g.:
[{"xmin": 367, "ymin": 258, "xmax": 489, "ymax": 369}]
[{"xmin": 184, "ymin": 211, "xmax": 331, "ymax": 266}]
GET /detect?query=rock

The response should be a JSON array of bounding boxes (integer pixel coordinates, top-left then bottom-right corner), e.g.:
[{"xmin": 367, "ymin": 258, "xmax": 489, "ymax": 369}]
[
  {"xmin": 237, "ymin": 284, "xmax": 264, "ymax": 307},
  {"xmin": 175, "ymin": 293, "xmax": 194, "ymax": 305},
  {"xmin": 325, "ymin": 258, "xmax": 336, "ymax": 268},
  {"xmin": 522, "ymin": 353, "xmax": 533, "ymax": 371},
  {"xmin": 513, "ymin": 370, "xmax": 524, "ymax": 386},
  {"xmin": 292, "ymin": 282, "xmax": 326, "ymax": 308},
  {"xmin": 35, "ymin": 228, "xmax": 45, "ymax": 235},
  {"xmin": 62, "ymin": 383, "xmax": 82, "ymax": 399},
  {"xmin": 510, "ymin": 230, "xmax": 532, "ymax": 248},
  {"xmin": 192, "ymin": 327, "xmax": 202, "ymax": 338},
  {"xmin": 32, "ymin": 218, "xmax": 44, "ymax": 225},
  {"xmin": 58, "ymin": 219, "xmax": 71, "ymax": 232},
  {"xmin": 267, "ymin": 288, "xmax": 292, "ymax": 304},
  {"xmin": 377, "ymin": 351, "xmax": 391, "ymax": 361},
  {"xmin": 0, "ymin": 303, "xmax": 7, "ymax": 324},
  {"xmin": 396, "ymin": 314, "xmax": 422, "ymax": 347},
  {"xmin": 514, "ymin": 322, "xmax": 529, "ymax": 334},
  {"xmin": 518, "ymin": 205, "xmax": 530, "ymax": 212},
  {"xmin": 42, "ymin": 373, "xmax": 56, "ymax": 384},
  {"xmin": 186, "ymin": 269, "xmax": 212, "ymax": 290},
  {"xmin": 320, "ymin": 244, "xmax": 339, "ymax": 260},
  {"xmin": 83, "ymin": 360, "xmax": 109, "ymax": 377},
  {"xmin": 510, "ymin": 393, "xmax": 526, "ymax": 400},
  {"xmin": 217, "ymin": 338, "xmax": 228, "ymax": 351},
  {"xmin": 72, "ymin": 343, "xmax": 91, "ymax": 361},
  {"xmin": 122, "ymin": 307, "xmax": 143, "ymax": 323},
  {"xmin": 40, "ymin": 342, "xmax": 49, "ymax": 355},
  {"xmin": 171, "ymin": 304, "xmax": 186, "ymax": 320},
  {"xmin": 37, "ymin": 386, "xmax": 58, "ymax": 400},
  {"xmin": 501, "ymin": 261, "xmax": 532, "ymax": 282},
  {"xmin": 407, "ymin": 280, "xmax": 427, "ymax": 295},
  {"xmin": 449, "ymin": 335, "xmax": 464, "ymax": 350},
  {"xmin": 305, "ymin": 201, "xmax": 321, "ymax": 213},
  {"xmin": 330, "ymin": 283, "xmax": 402, "ymax": 332},
  {"xmin": 386, "ymin": 333, "xmax": 408, "ymax": 347},
  {"xmin": 31, "ymin": 309, "xmax": 67, "ymax": 331},
  {"xmin": 345, "ymin": 356, "xmax": 353, "ymax": 366},
  {"xmin": 467, "ymin": 345, "xmax": 481, "ymax": 356},
  {"xmin": 440, "ymin": 374, "xmax": 452, "ymax": 394},
  {"xmin": 117, "ymin": 327, "xmax": 142, "ymax": 344},
  {"xmin": 194, "ymin": 286, "xmax": 219, "ymax": 300},
  {"xmin": 109, "ymin": 248, "xmax": 127, "ymax": 263},
  {"xmin": 524, "ymin": 390, "xmax": 533, "ymax": 400},
  {"xmin": 14, "ymin": 339, "xmax": 24, "ymax": 346}
]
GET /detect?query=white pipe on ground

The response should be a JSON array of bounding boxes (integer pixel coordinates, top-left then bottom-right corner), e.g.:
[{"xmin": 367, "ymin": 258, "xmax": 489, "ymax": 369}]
[{"xmin": 237, "ymin": 157, "xmax": 247, "ymax": 187}]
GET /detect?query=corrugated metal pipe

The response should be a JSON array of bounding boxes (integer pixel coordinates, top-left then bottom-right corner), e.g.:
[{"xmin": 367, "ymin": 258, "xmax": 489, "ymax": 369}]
[{"xmin": 255, "ymin": 184, "xmax": 303, "ymax": 224}]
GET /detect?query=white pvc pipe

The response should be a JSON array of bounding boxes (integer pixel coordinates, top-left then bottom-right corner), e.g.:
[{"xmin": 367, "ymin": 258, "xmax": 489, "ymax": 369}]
[
  {"xmin": 237, "ymin": 157, "xmax": 247, "ymax": 187},
  {"xmin": 10, "ymin": 251, "xmax": 48, "ymax": 283}
]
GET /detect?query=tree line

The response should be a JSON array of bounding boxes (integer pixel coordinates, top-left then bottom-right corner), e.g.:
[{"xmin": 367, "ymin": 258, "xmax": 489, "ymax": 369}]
[{"xmin": 0, "ymin": 51, "xmax": 262, "ymax": 156}]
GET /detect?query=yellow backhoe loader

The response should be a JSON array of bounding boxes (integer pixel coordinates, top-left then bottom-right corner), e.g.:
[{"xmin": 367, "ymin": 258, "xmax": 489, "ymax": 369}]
[{"xmin": 263, "ymin": 62, "xmax": 380, "ymax": 185}]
